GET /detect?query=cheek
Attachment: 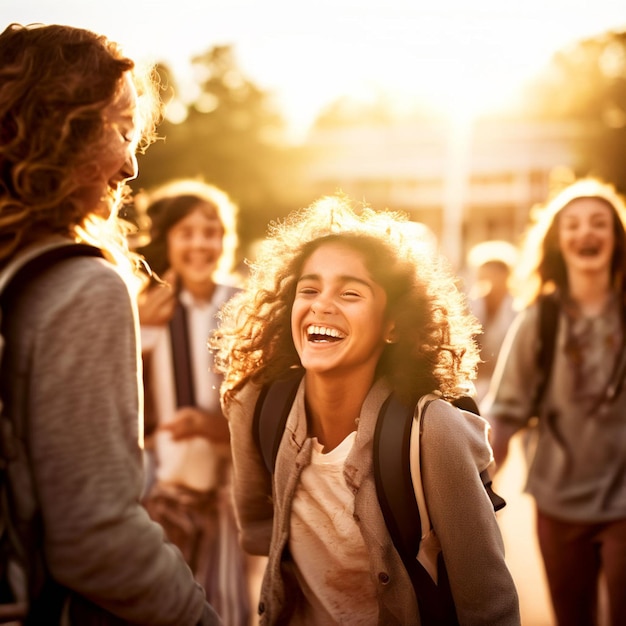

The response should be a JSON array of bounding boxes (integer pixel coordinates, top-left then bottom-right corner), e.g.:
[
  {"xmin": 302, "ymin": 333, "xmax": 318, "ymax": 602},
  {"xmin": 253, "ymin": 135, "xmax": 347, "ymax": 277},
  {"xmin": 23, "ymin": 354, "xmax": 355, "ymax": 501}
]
[
  {"xmin": 210, "ymin": 235, "xmax": 225, "ymax": 253},
  {"xmin": 290, "ymin": 303, "xmax": 304, "ymax": 350},
  {"xmin": 557, "ymin": 230, "xmax": 573, "ymax": 252},
  {"xmin": 166, "ymin": 235, "xmax": 185, "ymax": 267},
  {"xmin": 98, "ymin": 131, "xmax": 127, "ymax": 171}
]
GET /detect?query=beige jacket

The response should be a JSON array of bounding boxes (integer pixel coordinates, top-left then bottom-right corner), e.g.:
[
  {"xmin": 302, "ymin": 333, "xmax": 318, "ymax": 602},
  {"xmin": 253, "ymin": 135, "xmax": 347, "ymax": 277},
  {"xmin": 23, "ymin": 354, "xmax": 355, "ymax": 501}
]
[{"xmin": 227, "ymin": 376, "xmax": 520, "ymax": 625}]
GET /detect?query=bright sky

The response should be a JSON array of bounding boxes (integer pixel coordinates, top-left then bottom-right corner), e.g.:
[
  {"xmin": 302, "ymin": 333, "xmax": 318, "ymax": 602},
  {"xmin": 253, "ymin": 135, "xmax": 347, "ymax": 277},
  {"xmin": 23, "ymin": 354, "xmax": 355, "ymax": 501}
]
[{"xmin": 4, "ymin": 0, "xmax": 626, "ymax": 138}]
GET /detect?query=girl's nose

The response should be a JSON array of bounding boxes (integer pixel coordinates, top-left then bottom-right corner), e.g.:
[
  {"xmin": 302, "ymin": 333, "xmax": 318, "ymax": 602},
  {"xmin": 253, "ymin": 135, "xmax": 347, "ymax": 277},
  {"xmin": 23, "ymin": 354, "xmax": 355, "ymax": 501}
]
[{"xmin": 310, "ymin": 292, "xmax": 334, "ymax": 315}]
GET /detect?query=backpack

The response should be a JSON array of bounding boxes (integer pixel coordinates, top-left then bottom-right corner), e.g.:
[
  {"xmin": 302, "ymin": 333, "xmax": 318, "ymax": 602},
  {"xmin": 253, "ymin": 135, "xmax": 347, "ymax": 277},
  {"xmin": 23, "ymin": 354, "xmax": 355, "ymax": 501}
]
[
  {"xmin": 253, "ymin": 370, "xmax": 505, "ymax": 626},
  {"xmin": 529, "ymin": 294, "xmax": 559, "ymax": 419},
  {"xmin": 0, "ymin": 241, "xmax": 104, "ymax": 624},
  {"xmin": 532, "ymin": 292, "xmax": 626, "ymax": 417}
]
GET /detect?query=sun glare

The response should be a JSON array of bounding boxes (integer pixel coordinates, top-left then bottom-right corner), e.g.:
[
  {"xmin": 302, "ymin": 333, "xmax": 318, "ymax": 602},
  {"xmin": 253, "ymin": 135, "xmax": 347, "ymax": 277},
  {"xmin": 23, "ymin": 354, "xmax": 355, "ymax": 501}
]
[
  {"xmin": 230, "ymin": 2, "xmax": 564, "ymax": 140},
  {"xmin": 7, "ymin": 0, "xmax": 624, "ymax": 142}
]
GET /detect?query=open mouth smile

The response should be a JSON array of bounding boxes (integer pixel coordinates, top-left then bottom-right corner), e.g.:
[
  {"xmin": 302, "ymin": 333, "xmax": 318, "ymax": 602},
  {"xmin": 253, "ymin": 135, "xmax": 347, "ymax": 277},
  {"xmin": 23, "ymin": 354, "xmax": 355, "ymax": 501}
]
[
  {"xmin": 307, "ymin": 325, "xmax": 346, "ymax": 343},
  {"xmin": 576, "ymin": 244, "xmax": 601, "ymax": 257}
]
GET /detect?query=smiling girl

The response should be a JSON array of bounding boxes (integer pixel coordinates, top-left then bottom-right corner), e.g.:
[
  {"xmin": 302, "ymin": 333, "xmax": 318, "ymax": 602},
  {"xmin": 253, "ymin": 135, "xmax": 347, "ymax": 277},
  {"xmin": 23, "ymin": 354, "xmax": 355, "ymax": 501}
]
[
  {"xmin": 135, "ymin": 179, "xmax": 257, "ymax": 626},
  {"xmin": 211, "ymin": 194, "xmax": 520, "ymax": 625},
  {"xmin": 484, "ymin": 177, "xmax": 626, "ymax": 626},
  {"xmin": 0, "ymin": 24, "xmax": 220, "ymax": 625}
]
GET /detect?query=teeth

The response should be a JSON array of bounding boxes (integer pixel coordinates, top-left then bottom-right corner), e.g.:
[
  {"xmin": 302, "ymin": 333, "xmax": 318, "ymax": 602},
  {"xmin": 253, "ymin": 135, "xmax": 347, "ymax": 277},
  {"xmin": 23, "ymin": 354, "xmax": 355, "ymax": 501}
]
[{"xmin": 307, "ymin": 325, "xmax": 344, "ymax": 339}]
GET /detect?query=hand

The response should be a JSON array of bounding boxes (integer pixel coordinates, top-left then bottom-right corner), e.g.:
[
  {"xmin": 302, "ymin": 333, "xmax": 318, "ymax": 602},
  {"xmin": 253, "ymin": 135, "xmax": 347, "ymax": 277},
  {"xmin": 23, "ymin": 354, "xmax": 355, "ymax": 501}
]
[
  {"xmin": 138, "ymin": 269, "xmax": 177, "ymax": 326},
  {"xmin": 159, "ymin": 407, "xmax": 230, "ymax": 444}
]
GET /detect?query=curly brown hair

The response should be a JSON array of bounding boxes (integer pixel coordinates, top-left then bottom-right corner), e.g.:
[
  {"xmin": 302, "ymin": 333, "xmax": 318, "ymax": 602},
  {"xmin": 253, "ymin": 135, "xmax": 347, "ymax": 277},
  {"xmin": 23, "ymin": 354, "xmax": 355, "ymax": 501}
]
[
  {"xmin": 212, "ymin": 194, "xmax": 480, "ymax": 406},
  {"xmin": 512, "ymin": 177, "xmax": 626, "ymax": 309},
  {"xmin": 0, "ymin": 23, "xmax": 161, "ymax": 270}
]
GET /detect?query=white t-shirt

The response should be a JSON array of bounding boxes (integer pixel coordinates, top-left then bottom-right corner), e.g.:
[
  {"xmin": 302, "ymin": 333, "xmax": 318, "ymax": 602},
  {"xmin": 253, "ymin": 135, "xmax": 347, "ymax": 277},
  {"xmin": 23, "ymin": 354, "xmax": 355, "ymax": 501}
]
[
  {"xmin": 141, "ymin": 287, "xmax": 231, "ymax": 492},
  {"xmin": 289, "ymin": 431, "xmax": 379, "ymax": 625}
]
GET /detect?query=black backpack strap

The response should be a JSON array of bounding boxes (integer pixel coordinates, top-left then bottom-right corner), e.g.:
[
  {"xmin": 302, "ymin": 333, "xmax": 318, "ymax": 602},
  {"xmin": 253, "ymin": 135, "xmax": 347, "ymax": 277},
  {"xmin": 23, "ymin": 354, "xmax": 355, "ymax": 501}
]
[
  {"xmin": 531, "ymin": 293, "xmax": 559, "ymax": 417},
  {"xmin": 606, "ymin": 340, "xmax": 626, "ymax": 404},
  {"xmin": 373, "ymin": 393, "xmax": 420, "ymax": 560},
  {"xmin": 451, "ymin": 394, "xmax": 479, "ymax": 415},
  {"xmin": 168, "ymin": 302, "xmax": 195, "ymax": 407},
  {"xmin": 252, "ymin": 370, "xmax": 304, "ymax": 474},
  {"xmin": 376, "ymin": 394, "xmax": 459, "ymax": 625},
  {"xmin": 1, "ymin": 243, "xmax": 103, "ymax": 305}
]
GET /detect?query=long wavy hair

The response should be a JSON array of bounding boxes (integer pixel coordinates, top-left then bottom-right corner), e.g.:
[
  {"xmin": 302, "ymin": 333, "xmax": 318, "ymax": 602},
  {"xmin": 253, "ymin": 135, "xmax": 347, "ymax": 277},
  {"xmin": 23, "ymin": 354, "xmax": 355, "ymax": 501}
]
[
  {"xmin": 512, "ymin": 177, "xmax": 626, "ymax": 309},
  {"xmin": 212, "ymin": 194, "xmax": 480, "ymax": 406},
  {"xmin": 0, "ymin": 23, "xmax": 161, "ymax": 273}
]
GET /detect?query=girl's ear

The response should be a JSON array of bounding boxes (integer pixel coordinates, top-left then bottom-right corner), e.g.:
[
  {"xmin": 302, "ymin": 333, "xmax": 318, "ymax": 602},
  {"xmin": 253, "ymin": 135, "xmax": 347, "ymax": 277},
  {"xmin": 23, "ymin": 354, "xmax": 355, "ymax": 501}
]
[{"xmin": 384, "ymin": 321, "xmax": 396, "ymax": 345}]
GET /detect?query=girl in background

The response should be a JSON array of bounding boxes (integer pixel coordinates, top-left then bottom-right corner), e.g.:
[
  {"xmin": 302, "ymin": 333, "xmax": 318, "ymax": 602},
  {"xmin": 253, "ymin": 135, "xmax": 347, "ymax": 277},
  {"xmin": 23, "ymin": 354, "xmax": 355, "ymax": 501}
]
[
  {"xmin": 136, "ymin": 179, "xmax": 260, "ymax": 626},
  {"xmin": 485, "ymin": 178, "xmax": 626, "ymax": 626}
]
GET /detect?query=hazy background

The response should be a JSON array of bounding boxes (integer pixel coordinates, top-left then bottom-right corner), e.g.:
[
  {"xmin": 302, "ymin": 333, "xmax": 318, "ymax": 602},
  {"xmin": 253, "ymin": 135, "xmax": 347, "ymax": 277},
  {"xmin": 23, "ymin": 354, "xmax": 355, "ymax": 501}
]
[
  {"xmin": 5, "ymin": 1, "xmax": 626, "ymax": 139},
  {"xmin": 3, "ymin": 4, "xmax": 626, "ymax": 623}
]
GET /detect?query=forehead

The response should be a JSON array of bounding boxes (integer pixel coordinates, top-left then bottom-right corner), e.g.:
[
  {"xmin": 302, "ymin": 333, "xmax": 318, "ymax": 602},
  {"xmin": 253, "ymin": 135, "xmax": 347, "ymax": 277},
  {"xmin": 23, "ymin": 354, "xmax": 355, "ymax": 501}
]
[
  {"xmin": 105, "ymin": 73, "xmax": 137, "ymax": 122},
  {"xmin": 172, "ymin": 203, "xmax": 223, "ymax": 228},
  {"xmin": 560, "ymin": 197, "xmax": 614, "ymax": 219},
  {"xmin": 302, "ymin": 241, "xmax": 370, "ymax": 274}
]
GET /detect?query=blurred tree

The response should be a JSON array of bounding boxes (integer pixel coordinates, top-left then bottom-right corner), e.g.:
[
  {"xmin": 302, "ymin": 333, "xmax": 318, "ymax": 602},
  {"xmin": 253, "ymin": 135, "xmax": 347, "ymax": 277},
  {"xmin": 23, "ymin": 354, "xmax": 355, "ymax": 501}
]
[
  {"xmin": 130, "ymin": 45, "xmax": 309, "ymax": 261},
  {"xmin": 514, "ymin": 30, "xmax": 626, "ymax": 193}
]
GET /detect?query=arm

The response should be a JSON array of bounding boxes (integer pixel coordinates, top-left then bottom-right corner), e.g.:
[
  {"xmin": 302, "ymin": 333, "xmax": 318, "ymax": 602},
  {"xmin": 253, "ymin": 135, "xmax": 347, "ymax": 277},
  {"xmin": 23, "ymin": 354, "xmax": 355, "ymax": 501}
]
[
  {"xmin": 159, "ymin": 406, "xmax": 230, "ymax": 444},
  {"xmin": 481, "ymin": 307, "xmax": 540, "ymax": 470},
  {"xmin": 419, "ymin": 400, "xmax": 521, "ymax": 626},
  {"xmin": 27, "ymin": 260, "xmax": 215, "ymax": 626},
  {"xmin": 224, "ymin": 383, "xmax": 274, "ymax": 555}
]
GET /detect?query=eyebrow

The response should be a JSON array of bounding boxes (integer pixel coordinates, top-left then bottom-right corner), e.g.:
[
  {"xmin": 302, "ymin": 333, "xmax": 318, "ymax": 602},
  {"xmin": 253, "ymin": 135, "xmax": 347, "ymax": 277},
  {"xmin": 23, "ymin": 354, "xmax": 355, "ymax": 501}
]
[
  {"xmin": 561, "ymin": 211, "xmax": 611, "ymax": 221},
  {"xmin": 297, "ymin": 273, "xmax": 375, "ymax": 294}
]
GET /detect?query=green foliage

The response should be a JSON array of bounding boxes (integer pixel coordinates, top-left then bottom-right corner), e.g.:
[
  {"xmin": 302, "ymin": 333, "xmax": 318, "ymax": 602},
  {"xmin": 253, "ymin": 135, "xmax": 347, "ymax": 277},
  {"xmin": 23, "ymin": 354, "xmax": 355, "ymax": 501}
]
[
  {"xmin": 515, "ymin": 30, "xmax": 626, "ymax": 193},
  {"xmin": 130, "ymin": 45, "xmax": 305, "ymax": 261}
]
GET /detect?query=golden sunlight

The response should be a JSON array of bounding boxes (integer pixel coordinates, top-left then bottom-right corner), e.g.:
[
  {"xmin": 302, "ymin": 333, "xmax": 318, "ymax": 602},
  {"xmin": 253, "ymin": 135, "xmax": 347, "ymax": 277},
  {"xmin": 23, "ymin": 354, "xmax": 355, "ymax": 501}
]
[{"xmin": 5, "ymin": 0, "xmax": 625, "ymax": 139}]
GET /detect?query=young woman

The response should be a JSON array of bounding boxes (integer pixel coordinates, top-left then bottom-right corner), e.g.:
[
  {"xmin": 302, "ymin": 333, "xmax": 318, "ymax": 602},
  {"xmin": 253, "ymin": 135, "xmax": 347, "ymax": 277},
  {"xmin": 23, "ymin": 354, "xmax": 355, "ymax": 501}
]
[
  {"xmin": 0, "ymin": 23, "xmax": 220, "ymax": 625},
  {"xmin": 136, "ymin": 179, "xmax": 260, "ymax": 626},
  {"xmin": 484, "ymin": 178, "xmax": 626, "ymax": 626},
  {"xmin": 211, "ymin": 195, "xmax": 520, "ymax": 625}
]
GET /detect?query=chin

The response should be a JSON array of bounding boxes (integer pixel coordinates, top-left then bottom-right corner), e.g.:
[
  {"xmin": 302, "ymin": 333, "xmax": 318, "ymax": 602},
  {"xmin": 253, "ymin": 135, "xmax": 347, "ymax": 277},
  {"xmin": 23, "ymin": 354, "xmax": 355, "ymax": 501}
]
[{"xmin": 187, "ymin": 274, "xmax": 215, "ymax": 287}]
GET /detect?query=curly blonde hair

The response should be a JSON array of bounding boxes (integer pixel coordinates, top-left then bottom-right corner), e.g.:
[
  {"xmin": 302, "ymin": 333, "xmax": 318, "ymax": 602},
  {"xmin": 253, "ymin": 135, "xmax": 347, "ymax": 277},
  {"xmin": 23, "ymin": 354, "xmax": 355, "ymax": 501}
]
[
  {"xmin": 512, "ymin": 177, "xmax": 626, "ymax": 309},
  {"xmin": 212, "ymin": 194, "xmax": 480, "ymax": 406},
  {"xmin": 0, "ymin": 23, "xmax": 161, "ymax": 271}
]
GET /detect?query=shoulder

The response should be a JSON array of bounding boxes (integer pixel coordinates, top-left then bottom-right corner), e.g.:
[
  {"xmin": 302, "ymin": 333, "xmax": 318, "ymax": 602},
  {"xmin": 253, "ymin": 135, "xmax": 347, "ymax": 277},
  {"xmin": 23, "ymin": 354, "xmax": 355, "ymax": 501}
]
[
  {"xmin": 223, "ymin": 380, "xmax": 263, "ymax": 422},
  {"xmin": 11, "ymin": 254, "xmax": 132, "ymax": 328},
  {"xmin": 21, "ymin": 251, "xmax": 124, "ymax": 292},
  {"xmin": 497, "ymin": 298, "xmax": 551, "ymax": 365},
  {"xmin": 516, "ymin": 297, "xmax": 555, "ymax": 334},
  {"xmin": 49, "ymin": 254, "xmax": 125, "ymax": 295},
  {"xmin": 214, "ymin": 283, "xmax": 241, "ymax": 304},
  {"xmin": 420, "ymin": 398, "xmax": 493, "ymax": 472}
]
